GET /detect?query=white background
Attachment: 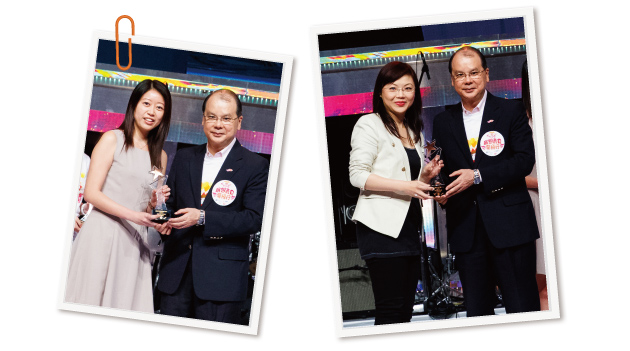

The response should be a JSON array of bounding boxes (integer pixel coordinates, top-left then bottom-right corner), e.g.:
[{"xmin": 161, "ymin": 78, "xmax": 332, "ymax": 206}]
[{"xmin": 1, "ymin": 0, "xmax": 627, "ymax": 348}]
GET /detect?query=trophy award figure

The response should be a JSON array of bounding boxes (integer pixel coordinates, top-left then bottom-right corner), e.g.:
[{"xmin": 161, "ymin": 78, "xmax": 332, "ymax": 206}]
[
  {"xmin": 149, "ymin": 167, "xmax": 171, "ymax": 223},
  {"xmin": 424, "ymin": 140, "xmax": 445, "ymax": 197}
]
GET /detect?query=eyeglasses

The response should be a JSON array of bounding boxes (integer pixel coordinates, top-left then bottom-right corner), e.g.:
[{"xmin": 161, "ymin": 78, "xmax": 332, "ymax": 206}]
[
  {"xmin": 203, "ymin": 115, "xmax": 238, "ymax": 124},
  {"xmin": 452, "ymin": 70, "xmax": 486, "ymax": 81},
  {"xmin": 384, "ymin": 86, "xmax": 415, "ymax": 95}
]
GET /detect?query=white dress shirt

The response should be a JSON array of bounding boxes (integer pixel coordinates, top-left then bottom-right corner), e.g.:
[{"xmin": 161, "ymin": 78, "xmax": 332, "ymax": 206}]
[
  {"xmin": 200, "ymin": 138, "xmax": 236, "ymax": 205},
  {"xmin": 462, "ymin": 90, "xmax": 488, "ymax": 161}
]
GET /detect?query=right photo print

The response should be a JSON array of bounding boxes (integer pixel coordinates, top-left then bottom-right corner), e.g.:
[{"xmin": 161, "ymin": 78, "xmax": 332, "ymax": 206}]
[{"xmin": 313, "ymin": 8, "xmax": 558, "ymax": 336}]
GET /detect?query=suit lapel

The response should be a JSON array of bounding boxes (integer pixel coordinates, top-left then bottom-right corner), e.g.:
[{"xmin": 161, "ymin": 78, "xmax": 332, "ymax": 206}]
[
  {"xmin": 201, "ymin": 139, "xmax": 244, "ymax": 211},
  {"xmin": 474, "ymin": 93, "xmax": 499, "ymax": 168},
  {"xmin": 446, "ymin": 104, "xmax": 474, "ymax": 168},
  {"xmin": 189, "ymin": 144, "xmax": 206, "ymax": 208}
]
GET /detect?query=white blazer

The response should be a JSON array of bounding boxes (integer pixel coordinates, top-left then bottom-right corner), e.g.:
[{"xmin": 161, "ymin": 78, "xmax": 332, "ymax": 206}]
[{"xmin": 349, "ymin": 113, "xmax": 425, "ymax": 238}]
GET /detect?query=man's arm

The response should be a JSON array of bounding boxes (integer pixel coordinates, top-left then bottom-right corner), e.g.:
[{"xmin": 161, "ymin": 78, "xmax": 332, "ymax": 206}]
[
  {"xmin": 477, "ymin": 105, "xmax": 535, "ymax": 195},
  {"xmin": 434, "ymin": 104, "xmax": 534, "ymax": 199}
]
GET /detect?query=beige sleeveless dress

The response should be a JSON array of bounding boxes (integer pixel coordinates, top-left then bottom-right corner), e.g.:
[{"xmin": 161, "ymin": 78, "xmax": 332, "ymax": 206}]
[{"xmin": 65, "ymin": 129, "xmax": 154, "ymax": 312}]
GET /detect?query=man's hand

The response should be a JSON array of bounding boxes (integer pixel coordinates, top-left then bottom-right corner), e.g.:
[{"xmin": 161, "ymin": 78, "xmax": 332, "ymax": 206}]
[
  {"xmin": 155, "ymin": 222, "xmax": 172, "ymax": 235},
  {"xmin": 168, "ymin": 208, "xmax": 201, "ymax": 229},
  {"xmin": 445, "ymin": 169, "xmax": 475, "ymax": 197}
]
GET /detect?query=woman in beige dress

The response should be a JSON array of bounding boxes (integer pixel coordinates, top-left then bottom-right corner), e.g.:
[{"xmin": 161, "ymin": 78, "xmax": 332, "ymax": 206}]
[{"xmin": 65, "ymin": 79, "xmax": 172, "ymax": 312}]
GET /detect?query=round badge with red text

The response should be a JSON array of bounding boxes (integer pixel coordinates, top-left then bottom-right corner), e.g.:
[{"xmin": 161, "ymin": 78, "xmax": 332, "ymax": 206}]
[
  {"xmin": 480, "ymin": 131, "xmax": 505, "ymax": 156},
  {"xmin": 211, "ymin": 180, "xmax": 237, "ymax": 206}
]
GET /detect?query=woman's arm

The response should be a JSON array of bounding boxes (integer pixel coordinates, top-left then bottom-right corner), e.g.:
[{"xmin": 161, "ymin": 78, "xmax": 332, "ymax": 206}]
[
  {"xmin": 364, "ymin": 154, "xmax": 442, "ymax": 199},
  {"xmin": 349, "ymin": 118, "xmax": 379, "ymax": 189},
  {"xmin": 364, "ymin": 174, "xmax": 433, "ymax": 199},
  {"xmin": 525, "ymin": 175, "xmax": 538, "ymax": 190},
  {"xmin": 349, "ymin": 117, "xmax": 435, "ymax": 199},
  {"xmin": 84, "ymin": 131, "xmax": 158, "ymax": 227}
]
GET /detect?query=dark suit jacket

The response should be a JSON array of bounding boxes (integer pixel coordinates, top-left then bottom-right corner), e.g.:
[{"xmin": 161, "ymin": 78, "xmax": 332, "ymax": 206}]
[
  {"xmin": 432, "ymin": 92, "xmax": 539, "ymax": 253},
  {"xmin": 157, "ymin": 140, "xmax": 269, "ymax": 302}
]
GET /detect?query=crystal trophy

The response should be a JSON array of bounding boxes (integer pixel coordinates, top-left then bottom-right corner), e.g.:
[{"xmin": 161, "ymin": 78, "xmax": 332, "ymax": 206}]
[
  {"xmin": 149, "ymin": 167, "xmax": 171, "ymax": 223},
  {"xmin": 424, "ymin": 140, "xmax": 445, "ymax": 197}
]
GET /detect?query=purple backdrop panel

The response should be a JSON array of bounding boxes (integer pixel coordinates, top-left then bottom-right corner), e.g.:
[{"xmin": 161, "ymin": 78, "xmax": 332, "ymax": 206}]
[
  {"xmin": 87, "ymin": 110, "xmax": 125, "ymax": 131},
  {"xmin": 487, "ymin": 78, "xmax": 522, "ymax": 100},
  {"xmin": 236, "ymin": 129, "xmax": 274, "ymax": 155},
  {"xmin": 324, "ymin": 92, "xmax": 373, "ymax": 117}
]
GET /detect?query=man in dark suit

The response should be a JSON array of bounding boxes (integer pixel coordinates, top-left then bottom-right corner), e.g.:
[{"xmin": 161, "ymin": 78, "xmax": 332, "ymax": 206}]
[
  {"xmin": 432, "ymin": 47, "xmax": 540, "ymax": 317},
  {"xmin": 155, "ymin": 89, "xmax": 269, "ymax": 324}
]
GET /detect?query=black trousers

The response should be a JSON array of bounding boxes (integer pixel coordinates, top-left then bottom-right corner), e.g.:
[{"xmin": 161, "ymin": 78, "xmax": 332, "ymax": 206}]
[
  {"xmin": 455, "ymin": 210, "xmax": 540, "ymax": 317},
  {"xmin": 159, "ymin": 257, "xmax": 243, "ymax": 324},
  {"xmin": 365, "ymin": 255, "xmax": 421, "ymax": 325}
]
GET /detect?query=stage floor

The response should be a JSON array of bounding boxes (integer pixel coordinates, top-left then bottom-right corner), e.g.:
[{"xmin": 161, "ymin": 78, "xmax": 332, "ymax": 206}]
[{"xmin": 342, "ymin": 307, "xmax": 507, "ymax": 328}]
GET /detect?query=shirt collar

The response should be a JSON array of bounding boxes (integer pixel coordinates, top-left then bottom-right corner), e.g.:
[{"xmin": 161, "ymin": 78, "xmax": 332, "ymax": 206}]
[
  {"xmin": 206, "ymin": 137, "xmax": 237, "ymax": 158},
  {"xmin": 462, "ymin": 90, "xmax": 488, "ymax": 115}
]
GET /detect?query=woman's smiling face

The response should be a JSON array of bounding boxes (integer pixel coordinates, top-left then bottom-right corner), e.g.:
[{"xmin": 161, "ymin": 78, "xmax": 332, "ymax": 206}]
[
  {"xmin": 133, "ymin": 89, "xmax": 165, "ymax": 134},
  {"xmin": 380, "ymin": 74, "xmax": 415, "ymax": 120}
]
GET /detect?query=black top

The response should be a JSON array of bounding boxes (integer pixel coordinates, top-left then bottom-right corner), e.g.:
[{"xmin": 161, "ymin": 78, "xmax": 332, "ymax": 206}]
[{"xmin": 356, "ymin": 147, "xmax": 422, "ymax": 260}]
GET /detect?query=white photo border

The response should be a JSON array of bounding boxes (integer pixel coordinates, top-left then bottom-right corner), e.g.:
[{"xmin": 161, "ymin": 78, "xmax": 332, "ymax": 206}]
[
  {"xmin": 57, "ymin": 30, "xmax": 293, "ymax": 335},
  {"xmin": 310, "ymin": 6, "xmax": 559, "ymax": 338}
]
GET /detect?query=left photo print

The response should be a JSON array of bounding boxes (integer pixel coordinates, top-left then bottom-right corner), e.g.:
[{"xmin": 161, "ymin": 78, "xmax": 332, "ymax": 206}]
[{"xmin": 58, "ymin": 31, "xmax": 292, "ymax": 335}]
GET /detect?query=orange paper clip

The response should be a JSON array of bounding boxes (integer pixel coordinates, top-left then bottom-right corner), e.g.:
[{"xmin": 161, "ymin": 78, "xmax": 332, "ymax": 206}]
[{"xmin": 115, "ymin": 15, "xmax": 135, "ymax": 71}]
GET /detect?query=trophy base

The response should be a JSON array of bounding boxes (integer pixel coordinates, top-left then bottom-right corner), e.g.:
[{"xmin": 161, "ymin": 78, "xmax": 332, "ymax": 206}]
[
  {"xmin": 430, "ymin": 185, "xmax": 445, "ymax": 197},
  {"xmin": 152, "ymin": 208, "xmax": 172, "ymax": 223}
]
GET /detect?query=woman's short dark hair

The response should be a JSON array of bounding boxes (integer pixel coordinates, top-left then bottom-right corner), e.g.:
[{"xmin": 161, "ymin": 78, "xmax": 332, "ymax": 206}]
[
  {"xmin": 118, "ymin": 79, "xmax": 172, "ymax": 170},
  {"xmin": 521, "ymin": 59, "xmax": 531, "ymax": 118},
  {"xmin": 372, "ymin": 61, "xmax": 423, "ymax": 144}
]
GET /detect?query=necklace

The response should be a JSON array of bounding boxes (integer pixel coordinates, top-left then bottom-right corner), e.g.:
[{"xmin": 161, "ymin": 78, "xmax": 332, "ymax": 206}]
[
  {"xmin": 397, "ymin": 124, "xmax": 413, "ymax": 147},
  {"xmin": 134, "ymin": 139, "xmax": 148, "ymax": 150}
]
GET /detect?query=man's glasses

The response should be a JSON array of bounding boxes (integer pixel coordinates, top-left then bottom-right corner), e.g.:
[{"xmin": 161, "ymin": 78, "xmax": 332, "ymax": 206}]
[
  {"xmin": 203, "ymin": 115, "xmax": 238, "ymax": 124},
  {"xmin": 452, "ymin": 70, "xmax": 486, "ymax": 81}
]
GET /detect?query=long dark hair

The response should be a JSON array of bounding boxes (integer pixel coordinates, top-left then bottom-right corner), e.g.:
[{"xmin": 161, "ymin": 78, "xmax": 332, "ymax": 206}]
[
  {"xmin": 118, "ymin": 79, "xmax": 172, "ymax": 170},
  {"xmin": 372, "ymin": 61, "xmax": 423, "ymax": 144},
  {"xmin": 521, "ymin": 59, "xmax": 531, "ymax": 118}
]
